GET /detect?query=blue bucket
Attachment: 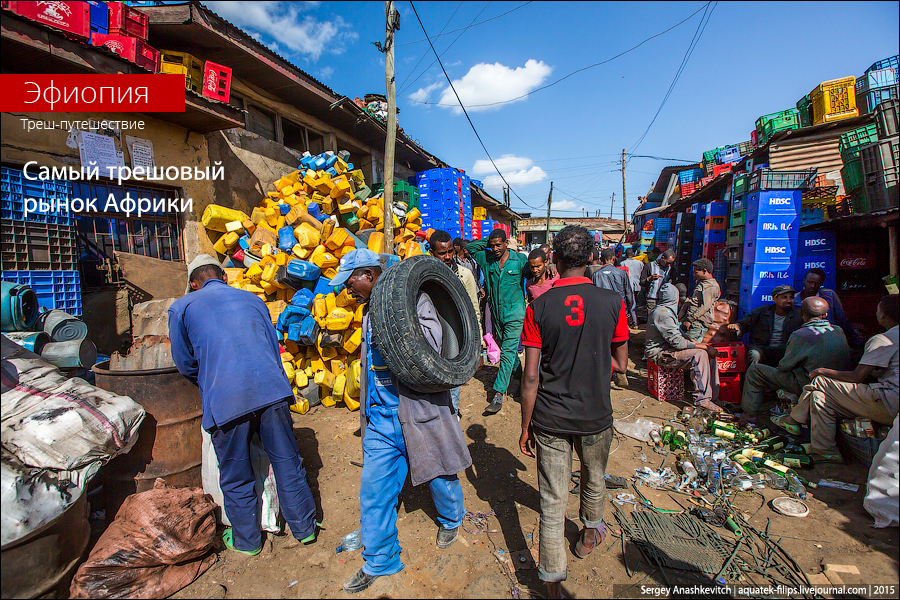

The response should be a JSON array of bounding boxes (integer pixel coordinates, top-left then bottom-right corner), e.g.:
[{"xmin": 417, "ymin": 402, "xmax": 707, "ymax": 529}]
[{"xmin": 1, "ymin": 282, "xmax": 40, "ymax": 332}]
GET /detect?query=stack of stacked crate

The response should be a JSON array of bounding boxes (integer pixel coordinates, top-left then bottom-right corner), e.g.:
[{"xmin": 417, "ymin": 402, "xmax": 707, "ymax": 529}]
[
  {"xmin": 794, "ymin": 230, "xmax": 837, "ymax": 293},
  {"xmin": 415, "ymin": 168, "xmax": 473, "ymax": 239},
  {"xmin": 1, "ymin": 166, "xmax": 82, "ymax": 315},
  {"xmin": 859, "ymin": 99, "xmax": 899, "ymax": 212},
  {"xmin": 839, "ymin": 124, "xmax": 880, "ymax": 213},
  {"xmin": 701, "ymin": 202, "xmax": 728, "ymax": 262},
  {"xmin": 653, "ymin": 217, "xmax": 671, "ymax": 251},
  {"xmin": 856, "ymin": 55, "xmax": 899, "ymax": 115},
  {"xmin": 673, "ymin": 212, "xmax": 695, "ymax": 287}
]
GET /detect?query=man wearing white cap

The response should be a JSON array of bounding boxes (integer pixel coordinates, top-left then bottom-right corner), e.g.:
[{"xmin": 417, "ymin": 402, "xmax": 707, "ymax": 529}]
[
  {"xmin": 330, "ymin": 249, "xmax": 471, "ymax": 594},
  {"xmin": 169, "ymin": 255, "xmax": 318, "ymax": 556}
]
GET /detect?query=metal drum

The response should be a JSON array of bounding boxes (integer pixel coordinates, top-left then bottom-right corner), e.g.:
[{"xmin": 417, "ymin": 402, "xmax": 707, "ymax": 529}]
[{"xmin": 91, "ymin": 361, "xmax": 202, "ymax": 515}]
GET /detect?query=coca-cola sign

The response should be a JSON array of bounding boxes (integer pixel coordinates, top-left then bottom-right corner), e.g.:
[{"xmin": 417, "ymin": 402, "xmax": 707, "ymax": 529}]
[
  {"xmin": 838, "ymin": 243, "xmax": 876, "ymax": 271},
  {"xmin": 839, "ymin": 257, "xmax": 871, "ymax": 268}
]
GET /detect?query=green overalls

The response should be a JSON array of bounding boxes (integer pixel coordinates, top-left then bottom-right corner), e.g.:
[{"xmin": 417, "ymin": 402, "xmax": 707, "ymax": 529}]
[{"xmin": 467, "ymin": 239, "xmax": 529, "ymax": 395}]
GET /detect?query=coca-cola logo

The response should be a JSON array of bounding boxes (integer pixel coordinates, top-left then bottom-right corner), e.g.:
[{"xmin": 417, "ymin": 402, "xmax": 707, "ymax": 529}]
[
  {"xmin": 718, "ymin": 360, "xmax": 737, "ymax": 370},
  {"xmin": 840, "ymin": 257, "xmax": 869, "ymax": 267}
]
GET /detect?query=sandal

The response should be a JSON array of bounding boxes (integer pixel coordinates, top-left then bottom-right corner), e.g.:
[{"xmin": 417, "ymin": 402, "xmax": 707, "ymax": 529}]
[
  {"xmin": 810, "ymin": 453, "xmax": 845, "ymax": 465},
  {"xmin": 770, "ymin": 414, "xmax": 801, "ymax": 436},
  {"xmin": 574, "ymin": 520, "xmax": 607, "ymax": 559},
  {"xmin": 222, "ymin": 528, "xmax": 261, "ymax": 556}
]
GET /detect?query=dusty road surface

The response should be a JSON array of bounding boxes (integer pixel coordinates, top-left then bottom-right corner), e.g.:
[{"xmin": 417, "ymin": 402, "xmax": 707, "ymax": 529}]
[{"xmin": 169, "ymin": 330, "xmax": 898, "ymax": 599}]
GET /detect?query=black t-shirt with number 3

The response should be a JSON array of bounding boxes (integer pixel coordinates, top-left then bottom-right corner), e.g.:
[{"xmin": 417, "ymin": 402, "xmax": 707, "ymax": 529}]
[{"xmin": 521, "ymin": 277, "xmax": 629, "ymax": 435}]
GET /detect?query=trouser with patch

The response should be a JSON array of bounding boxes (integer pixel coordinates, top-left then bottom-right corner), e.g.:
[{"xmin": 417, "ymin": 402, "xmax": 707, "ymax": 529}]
[
  {"xmin": 790, "ymin": 376, "xmax": 894, "ymax": 455},
  {"xmin": 360, "ymin": 404, "xmax": 465, "ymax": 576},
  {"xmin": 210, "ymin": 401, "xmax": 317, "ymax": 551},
  {"xmin": 534, "ymin": 427, "xmax": 613, "ymax": 583},
  {"xmin": 741, "ymin": 364, "xmax": 805, "ymax": 417}
]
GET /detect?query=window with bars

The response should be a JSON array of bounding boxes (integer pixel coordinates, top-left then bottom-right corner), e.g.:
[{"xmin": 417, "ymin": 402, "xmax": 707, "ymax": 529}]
[{"xmin": 72, "ymin": 181, "xmax": 183, "ymax": 288}]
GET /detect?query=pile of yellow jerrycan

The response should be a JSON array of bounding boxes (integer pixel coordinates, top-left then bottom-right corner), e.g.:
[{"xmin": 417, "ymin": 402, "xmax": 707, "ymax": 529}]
[{"xmin": 200, "ymin": 149, "xmax": 431, "ymax": 414}]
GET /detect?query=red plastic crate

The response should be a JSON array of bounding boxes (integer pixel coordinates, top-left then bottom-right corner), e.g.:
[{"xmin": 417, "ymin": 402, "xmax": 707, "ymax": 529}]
[
  {"xmin": 91, "ymin": 33, "xmax": 158, "ymax": 72},
  {"xmin": 648, "ymin": 359, "xmax": 685, "ymax": 403},
  {"xmin": 202, "ymin": 60, "xmax": 233, "ymax": 103},
  {"xmin": 712, "ymin": 163, "xmax": 734, "ymax": 178},
  {"xmin": 709, "ymin": 342, "xmax": 746, "ymax": 373},
  {"xmin": 681, "ymin": 181, "xmax": 697, "ymax": 197},
  {"xmin": 107, "ymin": 1, "xmax": 149, "ymax": 40},
  {"xmin": 751, "ymin": 130, "xmax": 758, "ymax": 150},
  {"xmin": 837, "ymin": 243, "xmax": 877, "ymax": 270},
  {"xmin": 704, "ymin": 215, "xmax": 728, "ymax": 230},
  {"xmin": 718, "ymin": 373, "xmax": 742, "ymax": 404},
  {"xmin": 655, "ymin": 242, "xmax": 669, "ymax": 252},
  {"xmin": 8, "ymin": 1, "xmax": 91, "ymax": 41},
  {"xmin": 702, "ymin": 243, "xmax": 724, "ymax": 261}
]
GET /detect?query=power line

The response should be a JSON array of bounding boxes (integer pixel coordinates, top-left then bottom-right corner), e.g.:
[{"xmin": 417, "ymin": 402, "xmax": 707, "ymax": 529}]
[
  {"xmin": 399, "ymin": 1, "xmax": 493, "ymax": 96},
  {"xmin": 408, "ymin": 0, "xmax": 542, "ymax": 210},
  {"xmin": 628, "ymin": 154, "xmax": 697, "ymax": 163},
  {"xmin": 396, "ymin": 1, "xmax": 464, "ymax": 94},
  {"xmin": 628, "ymin": 2, "xmax": 716, "ymax": 154},
  {"xmin": 397, "ymin": 1, "xmax": 533, "ymax": 46},
  {"xmin": 401, "ymin": 2, "xmax": 710, "ymax": 108}
]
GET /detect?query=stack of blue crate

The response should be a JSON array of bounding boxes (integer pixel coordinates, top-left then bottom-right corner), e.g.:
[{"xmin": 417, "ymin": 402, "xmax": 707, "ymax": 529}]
[
  {"xmin": 690, "ymin": 203, "xmax": 707, "ymax": 289},
  {"xmin": 737, "ymin": 190, "xmax": 801, "ymax": 317},
  {"xmin": 794, "ymin": 230, "xmax": 837, "ymax": 291},
  {"xmin": 415, "ymin": 168, "xmax": 473, "ymax": 238}
]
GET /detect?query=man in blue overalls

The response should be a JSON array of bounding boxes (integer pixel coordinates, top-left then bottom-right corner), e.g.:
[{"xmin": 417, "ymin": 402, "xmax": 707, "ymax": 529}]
[{"xmin": 330, "ymin": 249, "xmax": 472, "ymax": 594}]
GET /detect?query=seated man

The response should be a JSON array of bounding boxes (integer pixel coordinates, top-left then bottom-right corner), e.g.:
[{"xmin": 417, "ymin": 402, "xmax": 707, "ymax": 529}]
[
  {"xmin": 645, "ymin": 283, "xmax": 721, "ymax": 413},
  {"xmin": 795, "ymin": 268, "xmax": 865, "ymax": 347},
  {"xmin": 740, "ymin": 297, "xmax": 851, "ymax": 425},
  {"xmin": 772, "ymin": 295, "xmax": 898, "ymax": 464},
  {"xmin": 726, "ymin": 285, "xmax": 803, "ymax": 367},
  {"xmin": 679, "ymin": 258, "xmax": 720, "ymax": 343}
]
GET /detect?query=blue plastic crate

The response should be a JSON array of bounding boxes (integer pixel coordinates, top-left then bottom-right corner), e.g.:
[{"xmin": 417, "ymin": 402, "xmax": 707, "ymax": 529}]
[
  {"xmin": 679, "ymin": 169, "xmax": 703, "ymax": 185},
  {"xmin": 731, "ymin": 193, "xmax": 747, "ymax": 212},
  {"xmin": 717, "ymin": 147, "xmax": 743, "ymax": 164},
  {"xmin": 798, "ymin": 230, "xmax": 836, "ymax": 255},
  {"xmin": 0, "ymin": 270, "xmax": 82, "ymax": 315},
  {"xmin": 800, "ymin": 206, "xmax": 826, "ymax": 228},
  {"xmin": 706, "ymin": 202, "xmax": 729, "ymax": 217},
  {"xmin": 742, "ymin": 237, "xmax": 797, "ymax": 264},
  {"xmin": 0, "ymin": 167, "xmax": 74, "ymax": 226},
  {"xmin": 739, "ymin": 283, "xmax": 786, "ymax": 313},
  {"xmin": 744, "ymin": 212, "xmax": 799, "ymax": 241},
  {"xmin": 867, "ymin": 55, "xmax": 900, "ymax": 74},
  {"xmin": 794, "ymin": 253, "xmax": 836, "ymax": 288},
  {"xmin": 747, "ymin": 190, "xmax": 802, "ymax": 216},
  {"xmin": 703, "ymin": 229, "xmax": 727, "ymax": 244},
  {"xmin": 739, "ymin": 261, "xmax": 795, "ymax": 289}
]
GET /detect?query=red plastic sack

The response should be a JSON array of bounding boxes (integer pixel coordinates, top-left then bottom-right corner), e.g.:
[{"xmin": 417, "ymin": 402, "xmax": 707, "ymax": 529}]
[{"xmin": 69, "ymin": 479, "xmax": 217, "ymax": 599}]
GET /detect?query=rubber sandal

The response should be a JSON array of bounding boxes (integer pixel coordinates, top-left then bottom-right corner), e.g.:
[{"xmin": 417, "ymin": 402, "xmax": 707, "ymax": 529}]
[
  {"xmin": 300, "ymin": 521, "xmax": 324, "ymax": 545},
  {"xmin": 222, "ymin": 528, "xmax": 261, "ymax": 556},
  {"xmin": 810, "ymin": 453, "xmax": 845, "ymax": 465},
  {"xmin": 770, "ymin": 414, "xmax": 801, "ymax": 436}
]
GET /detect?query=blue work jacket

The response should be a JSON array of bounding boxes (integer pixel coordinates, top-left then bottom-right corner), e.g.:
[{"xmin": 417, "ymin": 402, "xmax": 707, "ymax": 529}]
[{"xmin": 168, "ymin": 279, "xmax": 293, "ymax": 430}]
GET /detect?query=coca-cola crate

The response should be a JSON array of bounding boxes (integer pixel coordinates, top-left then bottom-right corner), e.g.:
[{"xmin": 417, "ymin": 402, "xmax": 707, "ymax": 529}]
[
  {"xmin": 90, "ymin": 33, "xmax": 158, "ymax": 72},
  {"xmin": 107, "ymin": 2, "xmax": 149, "ymax": 40},
  {"xmin": 202, "ymin": 60, "xmax": 233, "ymax": 103},
  {"xmin": 8, "ymin": 1, "xmax": 91, "ymax": 41},
  {"xmin": 837, "ymin": 243, "xmax": 877, "ymax": 270},
  {"xmin": 710, "ymin": 342, "xmax": 746, "ymax": 374},
  {"xmin": 648, "ymin": 359, "xmax": 684, "ymax": 403},
  {"xmin": 718, "ymin": 373, "xmax": 742, "ymax": 404}
]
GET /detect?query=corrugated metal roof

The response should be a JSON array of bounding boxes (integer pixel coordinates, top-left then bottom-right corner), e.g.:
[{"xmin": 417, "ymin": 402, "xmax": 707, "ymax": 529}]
[{"xmin": 769, "ymin": 132, "xmax": 843, "ymax": 175}]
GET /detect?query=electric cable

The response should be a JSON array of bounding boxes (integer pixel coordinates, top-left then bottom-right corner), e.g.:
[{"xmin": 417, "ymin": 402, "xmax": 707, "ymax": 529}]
[
  {"xmin": 397, "ymin": 1, "xmax": 533, "ymax": 46},
  {"xmin": 396, "ymin": 1, "xmax": 464, "ymax": 94}
]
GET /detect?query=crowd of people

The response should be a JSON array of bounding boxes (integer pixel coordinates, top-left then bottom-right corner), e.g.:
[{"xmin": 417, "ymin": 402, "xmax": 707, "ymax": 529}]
[{"xmin": 169, "ymin": 227, "xmax": 898, "ymax": 599}]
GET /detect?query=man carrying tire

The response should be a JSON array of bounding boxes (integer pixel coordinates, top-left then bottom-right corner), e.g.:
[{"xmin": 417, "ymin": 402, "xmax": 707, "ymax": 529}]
[
  {"xmin": 518, "ymin": 226, "xmax": 630, "ymax": 600},
  {"xmin": 468, "ymin": 229, "xmax": 530, "ymax": 414},
  {"xmin": 330, "ymin": 249, "xmax": 471, "ymax": 594}
]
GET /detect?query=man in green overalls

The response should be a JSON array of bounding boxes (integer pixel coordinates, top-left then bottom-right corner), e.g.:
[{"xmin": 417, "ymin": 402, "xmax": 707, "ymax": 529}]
[{"xmin": 468, "ymin": 229, "xmax": 529, "ymax": 414}]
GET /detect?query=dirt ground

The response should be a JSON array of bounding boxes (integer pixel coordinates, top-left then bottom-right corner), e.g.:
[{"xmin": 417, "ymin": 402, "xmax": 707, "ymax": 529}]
[{"xmin": 167, "ymin": 327, "xmax": 898, "ymax": 599}]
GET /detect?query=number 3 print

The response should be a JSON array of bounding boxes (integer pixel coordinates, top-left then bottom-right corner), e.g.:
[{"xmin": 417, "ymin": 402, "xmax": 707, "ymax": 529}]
[{"xmin": 564, "ymin": 295, "xmax": 584, "ymax": 326}]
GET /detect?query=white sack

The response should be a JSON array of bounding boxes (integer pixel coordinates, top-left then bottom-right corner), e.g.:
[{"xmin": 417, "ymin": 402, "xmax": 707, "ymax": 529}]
[{"xmin": 864, "ymin": 414, "xmax": 899, "ymax": 528}]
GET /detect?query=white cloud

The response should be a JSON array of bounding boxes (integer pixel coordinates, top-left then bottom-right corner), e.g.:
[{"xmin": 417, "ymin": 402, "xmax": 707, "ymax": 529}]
[
  {"xmin": 551, "ymin": 199, "xmax": 583, "ymax": 211},
  {"xmin": 317, "ymin": 66, "xmax": 334, "ymax": 79},
  {"xmin": 473, "ymin": 154, "xmax": 548, "ymax": 193},
  {"xmin": 436, "ymin": 59, "xmax": 552, "ymax": 113},
  {"xmin": 408, "ymin": 82, "xmax": 443, "ymax": 103},
  {"xmin": 205, "ymin": 1, "xmax": 357, "ymax": 61}
]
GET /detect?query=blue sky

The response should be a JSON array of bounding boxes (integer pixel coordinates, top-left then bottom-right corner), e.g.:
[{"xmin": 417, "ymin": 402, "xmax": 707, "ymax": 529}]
[{"xmin": 204, "ymin": 1, "xmax": 899, "ymax": 219}]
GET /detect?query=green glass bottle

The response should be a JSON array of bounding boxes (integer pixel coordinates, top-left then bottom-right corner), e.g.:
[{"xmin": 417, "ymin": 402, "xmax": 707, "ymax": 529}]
[
  {"xmin": 710, "ymin": 423, "xmax": 746, "ymax": 442},
  {"xmin": 775, "ymin": 453, "xmax": 813, "ymax": 469},
  {"xmin": 661, "ymin": 424, "xmax": 674, "ymax": 446},
  {"xmin": 758, "ymin": 436, "xmax": 787, "ymax": 452},
  {"xmin": 670, "ymin": 430, "xmax": 687, "ymax": 450},
  {"xmin": 784, "ymin": 442, "xmax": 811, "ymax": 455},
  {"xmin": 733, "ymin": 455, "xmax": 759, "ymax": 475}
]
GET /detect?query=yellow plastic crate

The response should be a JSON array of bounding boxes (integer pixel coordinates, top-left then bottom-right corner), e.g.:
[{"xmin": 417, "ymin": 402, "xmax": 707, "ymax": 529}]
[
  {"xmin": 473, "ymin": 207, "xmax": 487, "ymax": 220},
  {"xmin": 160, "ymin": 50, "xmax": 203, "ymax": 93},
  {"xmin": 810, "ymin": 76, "xmax": 858, "ymax": 124}
]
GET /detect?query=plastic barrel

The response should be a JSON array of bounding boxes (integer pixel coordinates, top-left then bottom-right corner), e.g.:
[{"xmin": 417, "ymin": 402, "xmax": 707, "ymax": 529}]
[
  {"xmin": 39, "ymin": 339, "xmax": 98, "ymax": 369},
  {"xmin": 3, "ymin": 331, "xmax": 51, "ymax": 354},
  {"xmin": 38, "ymin": 310, "xmax": 89, "ymax": 341},
  {"xmin": 1, "ymin": 282, "xmax": 39, "ymax": 332}
]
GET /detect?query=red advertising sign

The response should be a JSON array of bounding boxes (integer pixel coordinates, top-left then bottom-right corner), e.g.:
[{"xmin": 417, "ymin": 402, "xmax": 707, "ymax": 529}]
[{"xmin": 0, "ymin": 74, "xmax": 186, "ymax": 112}]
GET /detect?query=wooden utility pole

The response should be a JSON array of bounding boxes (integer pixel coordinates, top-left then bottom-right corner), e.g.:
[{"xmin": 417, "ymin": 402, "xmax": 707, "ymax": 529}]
[
  {"xmin": 383, "ymin": 1, "xmax": 397, "ymax": 253},
  {"xmin": 544, "ymin": 182, "xmax": 553, "ymax": 245},
  {"xmin": 621, "ymin": 149, "xmax": 628, "ymax": 235},
  {"xmin": 609, "ymin": 192, "xmax": 614, "ymax": 219}
]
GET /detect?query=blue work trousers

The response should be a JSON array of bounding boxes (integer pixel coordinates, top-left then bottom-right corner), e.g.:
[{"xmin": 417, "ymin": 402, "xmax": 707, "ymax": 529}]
[
  {"xmin": 360, "ymin": 404, "xmax": 465, "ymax": 576},
  {"xmin": 210, "ymin": 401, "xmax": 317, "ymax": 551}
]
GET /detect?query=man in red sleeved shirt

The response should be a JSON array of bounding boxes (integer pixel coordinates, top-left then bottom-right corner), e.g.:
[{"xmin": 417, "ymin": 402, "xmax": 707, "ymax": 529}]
[{"xmin": 518, "ymin": 225, "xmax": 629, "ymax": 600}]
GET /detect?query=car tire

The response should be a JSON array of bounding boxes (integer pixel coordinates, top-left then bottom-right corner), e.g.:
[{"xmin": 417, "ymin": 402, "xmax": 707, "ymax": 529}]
[{"xmin": 369, "ymin": 255, "xmax": 479, "ymax": 393}]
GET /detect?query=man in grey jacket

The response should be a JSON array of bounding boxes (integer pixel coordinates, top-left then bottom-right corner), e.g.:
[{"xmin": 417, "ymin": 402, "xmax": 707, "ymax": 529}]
[
  {"xmin": 592, "ymin": 247, "xmax": 636, "ymax": 326},
  {"xmin": 330, "ymin": 250, "xmax": 472, "ymax": 594},
  {"xmin": 645, "ymin": 283, "xmax": 721, "ymax": 413}
]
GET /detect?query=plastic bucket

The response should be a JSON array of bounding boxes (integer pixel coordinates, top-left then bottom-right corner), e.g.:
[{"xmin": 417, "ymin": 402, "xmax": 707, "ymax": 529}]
[
  {"xmin": 3, "ymin": 331, "xmax": 51, "ymax": 354},
  {"xmin": 40, "ymin": 339, "xmax": 98, "ymax": 369},
  {"xmin": 1, "ymin": 282, "xmax": 39, "ymax": 332},
  {"xmin": 37, "ymin": 310, "xmax": 89, "ymax": 341}
]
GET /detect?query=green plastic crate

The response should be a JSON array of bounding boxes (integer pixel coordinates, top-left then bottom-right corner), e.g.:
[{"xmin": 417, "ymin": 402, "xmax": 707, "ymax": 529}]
[
  {"xmin": 725, "ymin": 226, "xmax": 744, "ymax": 247},
  {"xmin": 730, "ymin": 208, "xmax": 746, "ymax": 227},
  {"xmin": 797, "ymin": 95, "xmax": 813, "ymax": 127},
  {"xmin": 755, "ymin": 109, "xmax": 799, "ymax": 134},
  {"xmin": 841, "ymin": 160, "xmax": 864, "ymax": 193},
  {"xmin": 733, "ymin": 173, "xmax": 751, "ymax": 197},
  {"xmin": 703, "ymin": 148, "xmax": 722, "ymax": 165},
  {"xmin": 839, "ymin": 124, "xmax": 879, "ymax": 163},
  {"xmin": 849, "ymin": 188, "xmax": 870, "ymax": 214}
]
